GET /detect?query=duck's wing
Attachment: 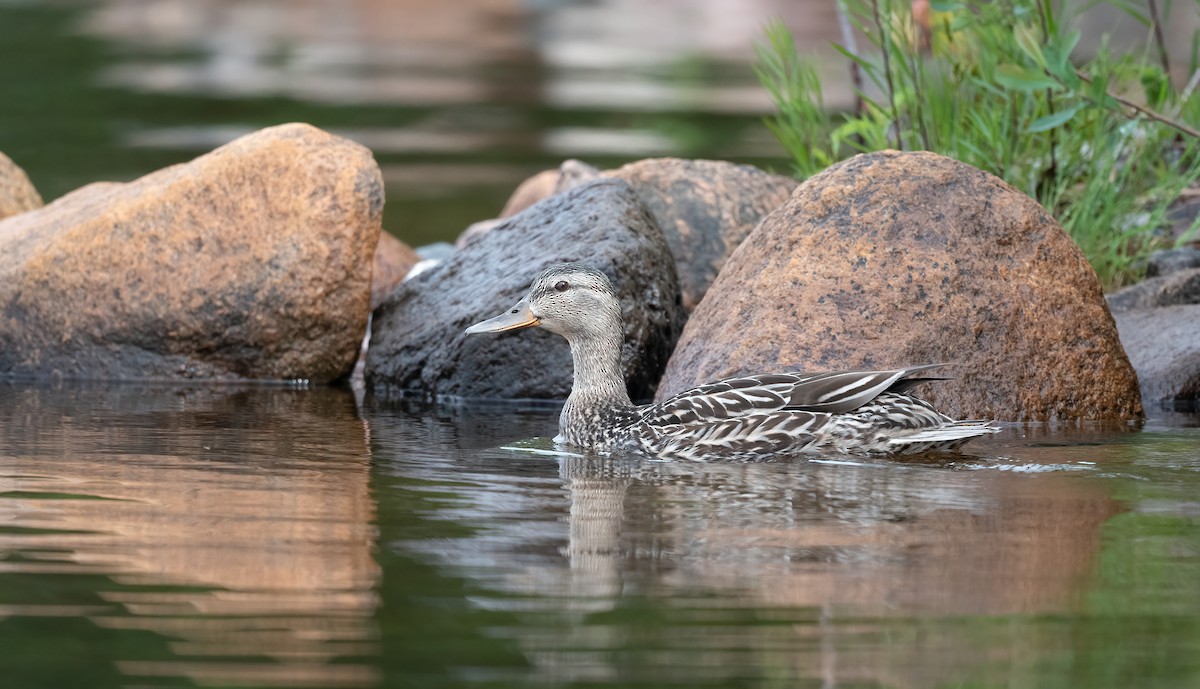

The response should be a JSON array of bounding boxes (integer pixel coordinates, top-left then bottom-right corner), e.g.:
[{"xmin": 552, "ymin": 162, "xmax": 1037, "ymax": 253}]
[
  {"xmin": 643, "ymin": 364, "xmax": 952, "ymax": 425},
  {"xmin": 643, "ymin": 410, "xmax": 830, "ymax": 461}
]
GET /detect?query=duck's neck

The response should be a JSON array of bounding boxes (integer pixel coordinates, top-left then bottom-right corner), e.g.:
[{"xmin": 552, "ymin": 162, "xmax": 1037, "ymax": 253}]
[{"xmin": 564, "ymin": 331, "xmax": 633, "ymax": 410}]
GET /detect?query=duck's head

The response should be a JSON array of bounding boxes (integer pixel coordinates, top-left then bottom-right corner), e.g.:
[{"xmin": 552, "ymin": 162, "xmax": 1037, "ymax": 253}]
[{"xmin": 465, "ymin": 263, "xmax": 623, "ymax": 341}]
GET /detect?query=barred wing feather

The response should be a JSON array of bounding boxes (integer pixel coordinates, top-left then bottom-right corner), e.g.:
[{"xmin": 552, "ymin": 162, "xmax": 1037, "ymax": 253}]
[
  {"xmin": 647, "ymin": 410, "xmax": 830, "ymax": 461},
  {"xmin": 644, "ymin": 364, "xmax": 952, "ymax": 425}
]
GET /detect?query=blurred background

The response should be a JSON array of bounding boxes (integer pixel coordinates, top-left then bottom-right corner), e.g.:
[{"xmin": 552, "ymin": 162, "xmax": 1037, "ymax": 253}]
[{"xmin": 1, "ymin": 0, "xmax": 1195, "ymax": 246}]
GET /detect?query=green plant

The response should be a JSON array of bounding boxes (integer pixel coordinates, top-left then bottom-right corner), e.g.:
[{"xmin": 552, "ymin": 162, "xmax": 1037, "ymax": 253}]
[{"xmin": 755, "ymin": 0, "xmax": 1200, "ymax": 291}]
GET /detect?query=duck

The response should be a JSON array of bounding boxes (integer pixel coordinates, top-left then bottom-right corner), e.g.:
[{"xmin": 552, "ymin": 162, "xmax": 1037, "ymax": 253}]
[{"xmin": 465, "ymin": 262, "xmax": 999, "ymax": 460}]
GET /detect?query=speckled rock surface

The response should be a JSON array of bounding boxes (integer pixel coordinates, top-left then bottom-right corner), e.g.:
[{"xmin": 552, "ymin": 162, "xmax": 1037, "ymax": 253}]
[
  {"xmin": 0, "ymin": 151, "xmax": 42, "ymax": 220},
  {"xmin": 607, "ymin": 158, "xmax": 795, "ymax": 313},
  {"xmin": 1107, "ymin": 267, "xmax": 1200, "ymax": 312},
  {"xmin": 658, "ymin": 150, "xmax": 1141, "ymax": 422},
  {"xmin": 0, "ymin": 123, "xmax": 382, "ymax": 382},
  {"xmin": 1112, "ymin": 305, "xmax": 1200, "ymax": 405},
  {"xmin": 367, "ymin": 178, "xmax": 684, "ymax": 401},
  {"xmin": 371, "ymin": 232, "xmax": 419, "ymax": 308}
]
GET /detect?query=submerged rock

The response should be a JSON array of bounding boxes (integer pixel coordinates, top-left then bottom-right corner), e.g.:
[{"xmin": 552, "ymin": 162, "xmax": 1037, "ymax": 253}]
[
  {"xmin": 1111, "ymin": 305, "xmax": 1200, "ymax": 406},
  {"xmin": 0, "ymin": 123, "xmax": 382, "ymax": 383},
  {"xmin": 0, "ymin": 151, "xmax": 42, "ymax": 220},
  {"xmin": 367, "ymin": 178, "xmax": 683, "ymax": 401},
  {"xmin": 607, "ymin": 158, "xmax": 795, "ymax": 312},
  {"xmin": 658, "ymin": 150, "xmax": 1141, "ymax": 422}
]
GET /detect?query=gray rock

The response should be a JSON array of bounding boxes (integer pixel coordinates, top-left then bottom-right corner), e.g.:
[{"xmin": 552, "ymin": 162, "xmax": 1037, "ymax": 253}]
[
  {"xmin": 456, "ymin": 159, "xmax": 603, "ymax": 249},
  {"xmin": 1145, "ymin": 247, "xmax": 1200, "ymax": 278},
  {"xmin": 1112, "ymin": 305, "xmax": 1200, "ymax": 405},
  {"xmin": 1107, "ymin": 267, "xmax": 1200, "ymax": 312},
  {"xmin": 415, "ymin": 242, "xmax": 456, "ymax": 261},
  {"xmin": 366, "ymin": 178, "xmax": 684, "ymax": 401}
]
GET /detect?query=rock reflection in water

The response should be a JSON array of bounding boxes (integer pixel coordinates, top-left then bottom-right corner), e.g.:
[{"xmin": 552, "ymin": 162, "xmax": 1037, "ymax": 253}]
[{"xmin": 0, "ymin": 385, "xmax": 379, "ymax": 688}]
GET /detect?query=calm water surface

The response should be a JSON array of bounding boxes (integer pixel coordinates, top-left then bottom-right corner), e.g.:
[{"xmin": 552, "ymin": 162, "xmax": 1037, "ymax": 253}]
[{"xmin": 2, "ymin": 384, "xmax": 1198, "ymax": 688}]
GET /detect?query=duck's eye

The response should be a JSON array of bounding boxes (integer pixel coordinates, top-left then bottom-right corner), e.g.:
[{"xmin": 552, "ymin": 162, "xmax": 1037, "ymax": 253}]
[{"xmin": 554, "ymin": 280, "xmax": 570, "ymax": 292}]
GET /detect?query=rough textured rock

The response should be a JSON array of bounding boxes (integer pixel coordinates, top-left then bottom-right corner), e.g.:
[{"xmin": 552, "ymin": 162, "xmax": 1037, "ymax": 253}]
[
  {"xmin": 1112, "ymin": 305, "xmax": 1200, "ymax": 405},
  {"xmin": 0, "ymin": 123, "xmax": 382, "ymax": 382},
  {"xmin": 658, "ymin": 150, "xmax": 1141, "ymax": 422},
  {"xmin": 456, "ymin": 159, "xmax": 602, "ymax": 248},
  {"xmin": 367, "ymin": 178, "xmax": 684, "ymax": 401},
  {"xmin": 0, "ymin": 151, "xmax": 42, "ymax": 220},
  {"xmin": 1107, "ymin": 267, "xmax": 1200, "ymax": 312},
  {"xmin": 607, "ymin": 158, "xmax": 795, "ymax": 312},
  {"xmin": 371, "ymin": 232, "xmax": 420, "ymax": 308}
]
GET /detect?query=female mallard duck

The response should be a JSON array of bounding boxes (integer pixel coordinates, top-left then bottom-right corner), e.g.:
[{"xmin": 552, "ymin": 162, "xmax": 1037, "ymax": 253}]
[{"xmin": 466, "ymin": 263, "xmax": 998, "ymax": 460}]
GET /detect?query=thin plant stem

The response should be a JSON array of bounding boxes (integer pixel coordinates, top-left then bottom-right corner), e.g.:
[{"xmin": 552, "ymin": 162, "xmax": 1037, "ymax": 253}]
[
  {"xmin": 905, "ymin": 10, "xmax": 932, "ymax": 150},
  {"xmin": 835, "ymin": 0, "xmax": 866, "ymax": 117},
  {"xmin": 870, "ymin": 0, "xmax": 904, "ymax": 149},
  {"xmin": 1077, "ymin": 70, "xmax": 1200, "ymax": 138},
  {"xmin": 1145, "ymin": 0, "xmax": 1172, "ymax": 77},
  {"xmin": 1035, "ymin": 0, "xmax": 1059, "ymax": 194},
  {"xmin": 1180, "ymin": 67, "xmax": 1200, "ymax": 105}
]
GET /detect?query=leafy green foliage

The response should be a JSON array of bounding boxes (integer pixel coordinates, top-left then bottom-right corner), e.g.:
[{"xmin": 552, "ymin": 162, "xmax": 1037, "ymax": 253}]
[{"xmin": 756, "ymin": 0, "xmax": 1200, "ymax": 291}]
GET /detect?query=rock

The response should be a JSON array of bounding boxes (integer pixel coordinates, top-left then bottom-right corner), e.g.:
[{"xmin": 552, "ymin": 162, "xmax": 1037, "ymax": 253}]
[
  {"xmin": 415, "ymin": 242, "xmax": 455, "ymax": 261},
  {"xmin": 371, "ymin": 232, "xmax": 419, "ymax": 309},
  {"xmin": 658, "ymin": 150, "xmax": 1141, "ymax": 422},
  {"xmin": 0, "ymin": 151, "xmax": 42, "ymax": 220},
  {"xmin": 500, "ymin": 159, "xmax": 601, "ymax": 218},
  {"xmin": 456, "ymin": 159, "xmax": 601, "ymax": 248},
  {"xmin": 1112, "ymin": 305, "xmax": 1200, "ymax": 405},
  {"xmin": 1145, "ymin": 247, "xmax": 1200, "ymax": 278},
  {"xmin": 0, "ymin": 123, "xmax": 382, "ymax": 383},
  {"xmin": 607, "ymin": 158, "xmax": 795, "ymax": 312},
  {"xmin": 455, "ymin": 218, "xmax": 504, "ymax": 249},
  {"xmin": 367, "ymin": 178, "xmax": 684, "ymax": 401},
  {"xmin": 1107, "ymin": 267, "xmax": 1200, "ymax": 312}
]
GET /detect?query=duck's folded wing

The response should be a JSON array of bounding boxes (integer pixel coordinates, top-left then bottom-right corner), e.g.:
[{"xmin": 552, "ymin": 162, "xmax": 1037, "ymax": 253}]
[
  {"xmin": 645, "ymin": 410, "xmax": 830, "ymax": 461},
  {"xmin": 644, "ymin": 364, "xmax": 951, "ymax": 425},
  {"xmin": 771, "ymin": 364, "xmax": 952, "ymax": 414},
  {"xmin": 642, "ymin": 373, "xmax": 809, "ymax": 425}
]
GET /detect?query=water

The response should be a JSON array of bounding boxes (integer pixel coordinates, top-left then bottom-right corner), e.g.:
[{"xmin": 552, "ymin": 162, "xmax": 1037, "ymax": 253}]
[
  {"xmin": 0, "ymin": 0, "xmax": 807, "ymax": 247},
  {"xmin": 4, "ymin": 3, "xmax": 1200, "ymax": 686},
  {"xmin": 2, "ymin": 384, "xmax": 1198, "ymax": 688}
]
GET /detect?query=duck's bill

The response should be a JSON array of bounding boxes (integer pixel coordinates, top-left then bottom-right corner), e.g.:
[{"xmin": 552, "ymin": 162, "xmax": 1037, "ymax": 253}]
[{"xmin": 464, "ymin": 298, "xmax": 540, "ymax": 334}]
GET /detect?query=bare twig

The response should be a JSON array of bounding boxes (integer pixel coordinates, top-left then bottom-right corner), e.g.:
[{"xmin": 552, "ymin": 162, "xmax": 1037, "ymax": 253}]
[
  {"xmin": 870, "ymin": 0, "xmax": 904, "ymax": 149},
  {"xmin": 1179, "ymin": 67, "xmax": 1200, "ymax": 106},
  {"xmin": 1145, "ymin": 0, "xmax": 1172, "ymax": 77},
  {"xmin": 835, "ymin": 0, "xmax": 866, "ymax": 117},
  {"xmin": 906, "ymin": 42, "xmax": 931, "ymax": 149},
  {"xmin": 1077, "ymin": 70, "xmax": 1200, "ymax": 139}
]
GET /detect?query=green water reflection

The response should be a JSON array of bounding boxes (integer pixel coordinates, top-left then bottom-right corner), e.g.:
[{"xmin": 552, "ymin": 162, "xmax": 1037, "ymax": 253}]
[{"xmin": 0, "ymin": 386, "xmax": 1198, "ymax": 687}]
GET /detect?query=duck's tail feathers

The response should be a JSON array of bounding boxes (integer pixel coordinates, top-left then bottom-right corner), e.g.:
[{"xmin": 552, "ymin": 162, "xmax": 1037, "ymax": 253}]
[{"xmin": 888, "ymin": 421, "xmax": 1000, "ymax": 447}]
